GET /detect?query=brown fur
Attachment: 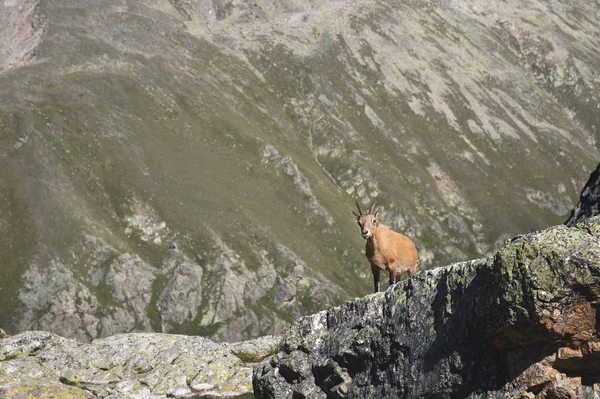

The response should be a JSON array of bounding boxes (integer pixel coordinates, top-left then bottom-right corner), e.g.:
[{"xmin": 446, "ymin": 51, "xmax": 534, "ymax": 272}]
[{"xmin": 353, "ymin": 201, "xmax": 418, "ymax": 293}]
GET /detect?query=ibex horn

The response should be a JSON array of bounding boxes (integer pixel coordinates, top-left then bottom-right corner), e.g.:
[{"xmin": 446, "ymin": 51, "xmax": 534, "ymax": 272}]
[
  {"xmin": 369, "ymin": 200, "xmax": 378, "ymax": 214},
  {"xmin": 355, "ymin": 201, "xmax": 363, "ymax": 216}
]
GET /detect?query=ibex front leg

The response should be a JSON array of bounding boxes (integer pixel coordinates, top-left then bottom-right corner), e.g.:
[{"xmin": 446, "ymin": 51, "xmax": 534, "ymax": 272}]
[
  {"xmin": 371, "ymin": 265, "xmax": 381, "ymax": 293},
  {"xmin": 388, "ymin": 266, "xmax": 397, "ymax": 288}
]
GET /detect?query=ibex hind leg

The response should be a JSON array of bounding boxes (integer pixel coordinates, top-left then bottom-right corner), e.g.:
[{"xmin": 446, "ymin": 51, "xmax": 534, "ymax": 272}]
[{"xmin": 371, "ymin": 267, "xmax": 381, "ymax": 293}]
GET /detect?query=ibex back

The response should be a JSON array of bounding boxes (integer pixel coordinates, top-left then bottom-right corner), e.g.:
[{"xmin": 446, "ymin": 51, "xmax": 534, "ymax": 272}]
[{"xmin": 353, "ymin": 201, "xmax": 418, "ymax": 293}]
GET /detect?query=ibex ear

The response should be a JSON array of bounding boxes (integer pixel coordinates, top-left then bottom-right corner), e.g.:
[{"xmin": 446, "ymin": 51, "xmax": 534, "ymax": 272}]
[{"xmin": 352, "ymin": 210, "xmax": 360, "ymax": 219}]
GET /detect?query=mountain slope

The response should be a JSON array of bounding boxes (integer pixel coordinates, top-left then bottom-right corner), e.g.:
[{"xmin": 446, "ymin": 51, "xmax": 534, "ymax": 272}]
[{"xmin": 0, "ymin": 0, "xmax": 598, "ymax": 341}]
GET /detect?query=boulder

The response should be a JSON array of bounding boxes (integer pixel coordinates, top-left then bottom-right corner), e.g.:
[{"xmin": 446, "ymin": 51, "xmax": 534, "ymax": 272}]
[{"xmin": 253, "ymin": 217, "xmax": 600, "ymax": 398}]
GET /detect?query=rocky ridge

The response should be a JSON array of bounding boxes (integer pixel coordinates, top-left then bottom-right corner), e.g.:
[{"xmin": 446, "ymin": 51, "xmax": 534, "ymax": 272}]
[{"xmin": 253, "ymin": 216, "xmax": 600, "ymax": 398}]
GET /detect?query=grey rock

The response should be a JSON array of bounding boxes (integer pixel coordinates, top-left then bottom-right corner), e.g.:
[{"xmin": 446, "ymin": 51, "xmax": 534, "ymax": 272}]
[
  {"xmin": 0, "ymin": 0, "xmax": 46, "ymax": 71},
  {"xmin": 18, "ymin": 261, "xmax": 101, "ymax": 342},
  {"xmin": 158, "ymin": 254, "xmax": 204, "ymax": 329},
  {"xmin": 228, "ymin": 335, "xmax": 281, "ymax": 363},
  {"xmin": 18, "ymin": 252, "xmax": 158, "ymax": 342},
  {"xmin": 253, "ymin": 216, "xmax": 600, "ymax": 398},
  {"xmin": 104, "ymin": 253, "xmax": 156, "ymax": 328},
  {"xmin": 0, "ymin": 331, "xmax": 281, "ymax": 398}
]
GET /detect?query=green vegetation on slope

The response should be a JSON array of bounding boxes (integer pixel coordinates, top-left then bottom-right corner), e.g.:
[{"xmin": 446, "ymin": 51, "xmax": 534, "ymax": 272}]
[{"xmin": 0, "ymin": 0, "xmax": 598, "ymax": 341}]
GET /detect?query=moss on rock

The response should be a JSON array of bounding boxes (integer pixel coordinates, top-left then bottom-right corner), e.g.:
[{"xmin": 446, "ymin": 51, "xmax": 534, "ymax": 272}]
[
  {"xmin": 254, "ymin": 217, "xmax": 600, "ymax": 398},
  {"xmin": 0, "ymin": 332, "xmax": 279, "ymax": 398}
]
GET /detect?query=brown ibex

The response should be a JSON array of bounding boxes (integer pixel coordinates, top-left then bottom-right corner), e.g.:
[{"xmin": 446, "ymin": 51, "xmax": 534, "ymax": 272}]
[{"xmin": 353, "ymin": 201, "xmax": 418, "ymax": 293}]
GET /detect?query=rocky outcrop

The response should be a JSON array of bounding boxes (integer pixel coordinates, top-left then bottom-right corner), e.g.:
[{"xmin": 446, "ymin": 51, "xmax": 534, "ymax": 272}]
[
  {"xmin": 566, "ymin": 163, "xmax": 600, "ymax": 227},
  {"xmin": 253, "ymin": 217, "xmax": 600, "ymax": 398},
  {"xmin": 0, "ymin": 331, "xmax": 280, "ymax": 398},
  {"xmin": 0, "ymin": 0, "xmax": 46, "ymax": 72},
  {"xmin": 19, "ymin": 251, "xmax": 157, "ymax": 342}
]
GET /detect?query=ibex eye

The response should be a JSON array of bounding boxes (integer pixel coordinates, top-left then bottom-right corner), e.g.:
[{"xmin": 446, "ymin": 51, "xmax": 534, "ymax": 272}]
[{"xmin": 373, "ymin": 219, "xmax": 376, "ymax": 223}]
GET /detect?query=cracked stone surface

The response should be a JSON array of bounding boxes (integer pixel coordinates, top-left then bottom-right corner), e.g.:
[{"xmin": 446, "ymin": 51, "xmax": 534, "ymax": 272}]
[{"xmin": 0, "ymin": 331, "xmax": 280, "ymax": 398}]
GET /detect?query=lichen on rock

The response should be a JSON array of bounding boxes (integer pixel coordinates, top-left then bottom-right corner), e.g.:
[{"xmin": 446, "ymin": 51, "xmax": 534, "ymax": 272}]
[
  {"xmin": 0, "ymin": 330, "xmax": 281, "ymax": 398},
  {"xmin": 253, "ymin": 216, "xmax": 600, "ymax": 398}
]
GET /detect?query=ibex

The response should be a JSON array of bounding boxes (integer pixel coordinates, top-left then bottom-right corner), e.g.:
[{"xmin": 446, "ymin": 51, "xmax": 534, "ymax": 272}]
[{"xmin": 353, "ymin": 201, "xmax": 418, "ymax": 293}]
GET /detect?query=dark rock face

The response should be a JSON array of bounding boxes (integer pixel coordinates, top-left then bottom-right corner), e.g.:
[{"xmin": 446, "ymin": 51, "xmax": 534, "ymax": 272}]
[
  {"xmin": 253, "ymin": 217, "xmax": 600, "ymax": 398},
  {"xmin": 566, "ymin": 163, "xmax": 600, "ymax": 226}
]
